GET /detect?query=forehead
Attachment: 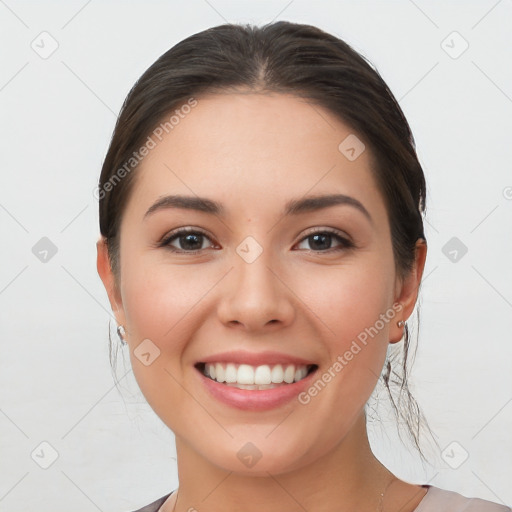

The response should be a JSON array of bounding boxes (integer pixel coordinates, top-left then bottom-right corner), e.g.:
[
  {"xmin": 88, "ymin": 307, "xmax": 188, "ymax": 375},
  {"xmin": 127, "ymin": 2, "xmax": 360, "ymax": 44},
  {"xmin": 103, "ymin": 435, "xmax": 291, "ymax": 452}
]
[{"xmin": 126, "ymin": 92, "xmax": 387, "ymax": 223}]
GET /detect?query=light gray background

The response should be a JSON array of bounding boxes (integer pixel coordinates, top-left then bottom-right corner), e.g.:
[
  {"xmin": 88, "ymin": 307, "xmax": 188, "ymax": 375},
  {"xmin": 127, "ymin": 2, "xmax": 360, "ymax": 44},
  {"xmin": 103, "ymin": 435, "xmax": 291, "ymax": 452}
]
[{"xmin": 1, "ymin": 1, "xmax": 511, "ymax": 511}]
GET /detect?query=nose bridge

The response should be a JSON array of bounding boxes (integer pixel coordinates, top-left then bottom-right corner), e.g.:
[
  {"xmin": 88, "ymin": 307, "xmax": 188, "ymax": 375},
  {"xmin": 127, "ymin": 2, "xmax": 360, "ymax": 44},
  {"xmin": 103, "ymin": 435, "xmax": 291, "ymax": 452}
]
[
  {"xmin": 217, "ymin": 237, "xmax": 294, "ymax": 329},
  {"xmin": 237, "ymin": 249, "xmax": 278, "ymax": 301}
]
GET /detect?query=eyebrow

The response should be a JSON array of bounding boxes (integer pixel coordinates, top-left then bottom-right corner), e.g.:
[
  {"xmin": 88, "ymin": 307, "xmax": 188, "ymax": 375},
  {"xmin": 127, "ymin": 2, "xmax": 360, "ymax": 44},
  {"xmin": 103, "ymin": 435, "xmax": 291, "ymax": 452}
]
[{"xmin": 144, "ymin": 193, "xmax": 373, "ymax": 224}]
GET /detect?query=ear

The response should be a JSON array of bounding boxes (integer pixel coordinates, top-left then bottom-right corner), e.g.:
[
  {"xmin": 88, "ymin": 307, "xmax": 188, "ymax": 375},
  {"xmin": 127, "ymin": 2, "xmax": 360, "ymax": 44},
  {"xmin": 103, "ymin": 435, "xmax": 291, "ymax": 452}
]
[
  {"xmin": 389, "ymin": 239, "xmax": 427, "ymax": 343},
  {"xmin": 96, "ymin": 236, "xmax": 126, "ymax": 326}
]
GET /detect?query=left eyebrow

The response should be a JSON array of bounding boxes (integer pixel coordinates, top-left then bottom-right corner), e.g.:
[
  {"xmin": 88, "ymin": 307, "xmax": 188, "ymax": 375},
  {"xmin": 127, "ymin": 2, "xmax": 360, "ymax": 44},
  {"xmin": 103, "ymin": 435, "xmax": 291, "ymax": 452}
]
[
  {"xmin": 143, "ymin": 193, "xmax": 373, "ymax": 225},
  {"xmin": 283, "ymin": 193, "xmax": 373, "ymax": 225}
]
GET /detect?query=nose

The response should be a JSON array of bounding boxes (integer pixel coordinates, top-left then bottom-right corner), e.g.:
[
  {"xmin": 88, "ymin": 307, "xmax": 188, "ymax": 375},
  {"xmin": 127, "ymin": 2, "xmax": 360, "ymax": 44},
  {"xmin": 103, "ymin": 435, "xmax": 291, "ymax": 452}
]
[{"xmin": 217, "ymin": 249, "xmax": 295, "ymax": 332}]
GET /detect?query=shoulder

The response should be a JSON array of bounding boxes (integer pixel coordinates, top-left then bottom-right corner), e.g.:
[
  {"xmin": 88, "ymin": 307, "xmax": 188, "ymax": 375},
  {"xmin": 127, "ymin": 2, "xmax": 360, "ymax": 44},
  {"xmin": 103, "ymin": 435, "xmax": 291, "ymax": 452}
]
[
  {"xmin": 126, "ymin": 491, "xmax": 173, "ymax": 512},
  {"xmin": 415, "ymin": 485, "xmax": 511, "ymax": 512}
]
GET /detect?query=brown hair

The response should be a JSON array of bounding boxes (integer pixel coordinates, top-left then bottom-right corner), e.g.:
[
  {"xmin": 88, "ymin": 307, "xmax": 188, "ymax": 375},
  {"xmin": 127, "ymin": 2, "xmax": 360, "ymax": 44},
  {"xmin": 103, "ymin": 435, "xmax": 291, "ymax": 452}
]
[{"xmin": 98, "ymin": 21, "xmax": 432, "ymax": 458}]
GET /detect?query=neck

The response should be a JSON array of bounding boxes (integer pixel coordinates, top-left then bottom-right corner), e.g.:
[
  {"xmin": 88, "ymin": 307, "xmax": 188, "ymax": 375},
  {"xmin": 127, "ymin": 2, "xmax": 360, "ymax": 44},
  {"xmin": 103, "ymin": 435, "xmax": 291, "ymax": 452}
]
[{"xmin": 169, "ymin": 413, "xmax": 395, "ymax": 512}]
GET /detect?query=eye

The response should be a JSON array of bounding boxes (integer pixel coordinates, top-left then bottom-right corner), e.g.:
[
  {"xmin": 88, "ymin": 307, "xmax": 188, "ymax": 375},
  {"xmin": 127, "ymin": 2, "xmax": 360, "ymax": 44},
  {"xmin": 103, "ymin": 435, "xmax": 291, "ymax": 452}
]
[
  {"xmin": 160, "ymin": 228, "xmax": 216, "ymax": 253},
  {"xmin": 295, "ymin": 229, "xmax": 354, "ymax": 252},
  {"xmin": 159, "ymin": 227, "xmax": 354, "ymax": 254}
]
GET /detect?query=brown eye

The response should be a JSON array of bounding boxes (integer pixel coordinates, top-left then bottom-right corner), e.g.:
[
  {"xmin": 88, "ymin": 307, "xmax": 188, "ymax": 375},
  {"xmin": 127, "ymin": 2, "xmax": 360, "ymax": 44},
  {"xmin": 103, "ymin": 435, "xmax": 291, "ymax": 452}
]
[
  {"xmin": 295, "ymin": 229, "xmax": 354, "ymax": 252},
  {"xmin": 160, "ymin": 228, "xmax": 215, "ymax": 253}
]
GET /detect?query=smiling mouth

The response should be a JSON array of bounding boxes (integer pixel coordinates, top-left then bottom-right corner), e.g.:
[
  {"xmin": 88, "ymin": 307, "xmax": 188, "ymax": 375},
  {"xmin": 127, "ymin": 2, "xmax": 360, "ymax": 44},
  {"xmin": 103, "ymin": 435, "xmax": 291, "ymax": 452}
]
[{"xmin": 195, "ymin": 362, "xmax": 318, "ymax": 390}]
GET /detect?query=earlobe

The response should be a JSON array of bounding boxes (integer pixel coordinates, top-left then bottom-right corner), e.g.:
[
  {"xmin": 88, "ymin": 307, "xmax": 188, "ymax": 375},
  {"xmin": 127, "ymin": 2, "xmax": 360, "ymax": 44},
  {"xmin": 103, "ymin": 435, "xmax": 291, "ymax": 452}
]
[
  {"xmin": 389, "ymin": 318, "xmax": 406, "ymax": 345},
  {"xmin": 96, "ymin": 237, "xmax": 125, "ymax": 325},
  {"xmin": 389, "ymin": 239, "xmax": 427, "ymax": 344}
]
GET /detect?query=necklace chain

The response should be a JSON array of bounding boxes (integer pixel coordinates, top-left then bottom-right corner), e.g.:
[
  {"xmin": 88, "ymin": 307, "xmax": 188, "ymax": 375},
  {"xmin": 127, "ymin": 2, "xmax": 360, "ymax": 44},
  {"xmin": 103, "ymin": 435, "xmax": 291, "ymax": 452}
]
[{"xmin": 378, "ymin": 476, "xmax": 397, "ymax": 512}]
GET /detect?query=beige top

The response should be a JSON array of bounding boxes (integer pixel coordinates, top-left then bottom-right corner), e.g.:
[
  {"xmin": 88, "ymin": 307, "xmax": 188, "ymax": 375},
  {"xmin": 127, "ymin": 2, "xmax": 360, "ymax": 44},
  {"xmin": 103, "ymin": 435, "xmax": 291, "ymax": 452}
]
[
  {"xmin": 414, "ymin": 485, "xmax": 511, "ymax": 511},
  {"xmin": 130, "ymin": 485, "xmax": 512, "ymax": 512}
]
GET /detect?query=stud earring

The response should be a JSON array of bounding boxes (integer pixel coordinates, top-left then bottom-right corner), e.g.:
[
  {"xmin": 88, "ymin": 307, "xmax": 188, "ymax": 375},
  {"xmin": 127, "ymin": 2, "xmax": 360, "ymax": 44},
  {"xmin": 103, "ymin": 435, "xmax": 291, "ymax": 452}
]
[
  {"xmin": 397, "ymin": 320, "xmax": 405, "ymax": 328},
  {"xmin": 117, "ymin": 324, "xmax": 127, "ymax": 345}
]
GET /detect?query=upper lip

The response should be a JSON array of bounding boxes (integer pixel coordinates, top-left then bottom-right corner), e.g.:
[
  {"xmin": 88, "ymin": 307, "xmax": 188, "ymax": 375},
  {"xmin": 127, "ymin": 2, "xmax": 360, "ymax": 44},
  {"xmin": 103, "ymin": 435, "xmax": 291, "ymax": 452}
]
[{"xmin": 197, "ymin": 350, "xmax": 317, "ymax": 367}]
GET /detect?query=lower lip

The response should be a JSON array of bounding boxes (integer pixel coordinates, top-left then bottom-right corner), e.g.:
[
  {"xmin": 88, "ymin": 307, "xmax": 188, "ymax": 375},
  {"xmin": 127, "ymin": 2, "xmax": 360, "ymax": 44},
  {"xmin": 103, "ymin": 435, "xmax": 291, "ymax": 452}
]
[{"xmin": 196, "ymin": 366, "xmax": 318, "ymax": 411}]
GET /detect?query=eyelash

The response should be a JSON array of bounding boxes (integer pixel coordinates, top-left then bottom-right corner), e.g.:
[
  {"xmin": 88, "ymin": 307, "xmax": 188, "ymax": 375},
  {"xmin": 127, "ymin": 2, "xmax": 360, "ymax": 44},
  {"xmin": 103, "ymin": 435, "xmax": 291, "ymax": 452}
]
[{"xmin": 158, "ymin": 227, "xmax": 355, "ymax": 254}]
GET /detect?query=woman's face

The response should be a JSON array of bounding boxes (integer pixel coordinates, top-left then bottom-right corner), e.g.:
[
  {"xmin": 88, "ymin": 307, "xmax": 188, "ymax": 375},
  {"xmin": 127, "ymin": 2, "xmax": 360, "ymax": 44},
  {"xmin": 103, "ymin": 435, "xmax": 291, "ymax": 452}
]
[{"xmin": 98, "ymin": 92, "xmax": 424, "ymax": 475}]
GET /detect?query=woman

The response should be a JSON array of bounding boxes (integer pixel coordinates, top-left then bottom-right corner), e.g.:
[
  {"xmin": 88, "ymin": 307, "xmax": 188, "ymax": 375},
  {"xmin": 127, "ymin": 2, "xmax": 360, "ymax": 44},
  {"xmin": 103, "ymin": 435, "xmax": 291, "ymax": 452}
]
[{"xmin": 96, "ymin": 21, "xmax": 510, "ymax": 512}]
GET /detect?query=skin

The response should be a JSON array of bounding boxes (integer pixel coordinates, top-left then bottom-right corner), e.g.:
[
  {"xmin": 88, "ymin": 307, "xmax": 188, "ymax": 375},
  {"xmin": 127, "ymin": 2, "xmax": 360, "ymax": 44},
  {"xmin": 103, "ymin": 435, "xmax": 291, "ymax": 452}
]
[{"xmin": 97, "ymin": 91, "xmax": 428, "ymax": 512}]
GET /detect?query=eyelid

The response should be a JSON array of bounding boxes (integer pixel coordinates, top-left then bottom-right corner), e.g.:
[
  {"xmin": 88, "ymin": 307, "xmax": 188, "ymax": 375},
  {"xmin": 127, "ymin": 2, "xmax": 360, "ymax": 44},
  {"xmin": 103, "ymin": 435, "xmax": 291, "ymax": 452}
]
[
  {"xmin": 298, "ymin": 226, "xmax": 352, "ymax": 243},
  {"xmin": 160, "ymin": 225, "xmax": 210, "ymax": 241}
]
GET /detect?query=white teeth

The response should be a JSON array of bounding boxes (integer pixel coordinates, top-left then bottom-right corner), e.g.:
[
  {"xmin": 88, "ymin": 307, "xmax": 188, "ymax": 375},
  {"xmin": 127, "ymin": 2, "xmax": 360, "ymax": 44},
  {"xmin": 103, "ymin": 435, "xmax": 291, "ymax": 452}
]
[
  {"xmin": 215, "ymin": 363, "xmax": 225, "ymax": 382},
  {"xmin": 271, "ymin": 365, "xmax": 284, "ymax": 383},
  {"xmin": 295, "ymin": 366, "xmax": 308, "ymax": 382},
  {"xmin": 225, "ymin": 363, "xmax": 237, "ymax": 383},
  {"xmin": 225, "ymin": 382, "xmax": 281, "ymax": 390},
  {"xmin": 238, "ymin": 364, "xmax": 255, "ymax": 384},
  {"xmin": 203, "ymin": 362, "xmax": 312, "ymax": 385},
  {"xmin": 254, "ymin": 365, "xmax": 271, "ymax": 385},
  {"xmin": 283, "ymin": 365, "xmax": 295, "ymax": 383}
]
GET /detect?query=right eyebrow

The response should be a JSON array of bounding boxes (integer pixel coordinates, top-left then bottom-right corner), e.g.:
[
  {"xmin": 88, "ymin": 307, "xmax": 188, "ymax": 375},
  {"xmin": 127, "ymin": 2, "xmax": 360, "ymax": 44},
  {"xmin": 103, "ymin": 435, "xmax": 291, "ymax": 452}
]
[{"xmin": 144, "ymin": 195, "xmax": 224, "ymax": 220}]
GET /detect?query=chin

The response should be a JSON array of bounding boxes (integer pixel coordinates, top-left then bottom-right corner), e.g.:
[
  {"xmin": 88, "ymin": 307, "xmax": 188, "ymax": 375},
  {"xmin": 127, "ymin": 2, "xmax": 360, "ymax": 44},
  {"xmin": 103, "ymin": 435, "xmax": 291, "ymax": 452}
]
[{"xmin": 197, "ymin": 435, "xmax": 319, "ymax": 477}]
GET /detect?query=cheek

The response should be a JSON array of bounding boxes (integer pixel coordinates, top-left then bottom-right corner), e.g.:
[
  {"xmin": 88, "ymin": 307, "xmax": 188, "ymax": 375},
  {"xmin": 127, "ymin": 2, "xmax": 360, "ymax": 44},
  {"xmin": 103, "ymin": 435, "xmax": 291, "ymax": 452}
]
[
  {"xmin": 296, "ymin": 258, "xmax": 395, "ymax": 405},
  {"xmin": 302, "ymin": 259, "xmax": 394, "ymax": 347},
  {"xmin": 122, "ymin": 254, "xmax": 215, "ymax": 342},
  {"xmin": 121, "ymin": 262, "xmax": 215, "ymax": 420}
]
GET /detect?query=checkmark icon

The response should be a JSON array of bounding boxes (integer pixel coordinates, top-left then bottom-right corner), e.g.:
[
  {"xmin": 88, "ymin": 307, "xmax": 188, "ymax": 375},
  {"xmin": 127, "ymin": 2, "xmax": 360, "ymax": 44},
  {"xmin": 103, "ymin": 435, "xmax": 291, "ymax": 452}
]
[
  {"xmin": 441, "ymin": 441, "xmax": 469, "ymax": 469},
  {"xmin": 236, "ymin": 236, "xmax": 263, "ymax": 263},
  {"xmin": 31, "ymin": 441, "xmax": 59, "ymax": 469},
  {"xmin": 441, "ymin": 31, "xmax": 469, "ymax": 59},
  {"xmin": 30, "ymin": 31, "xmax": 59, "ymax": 59}
]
